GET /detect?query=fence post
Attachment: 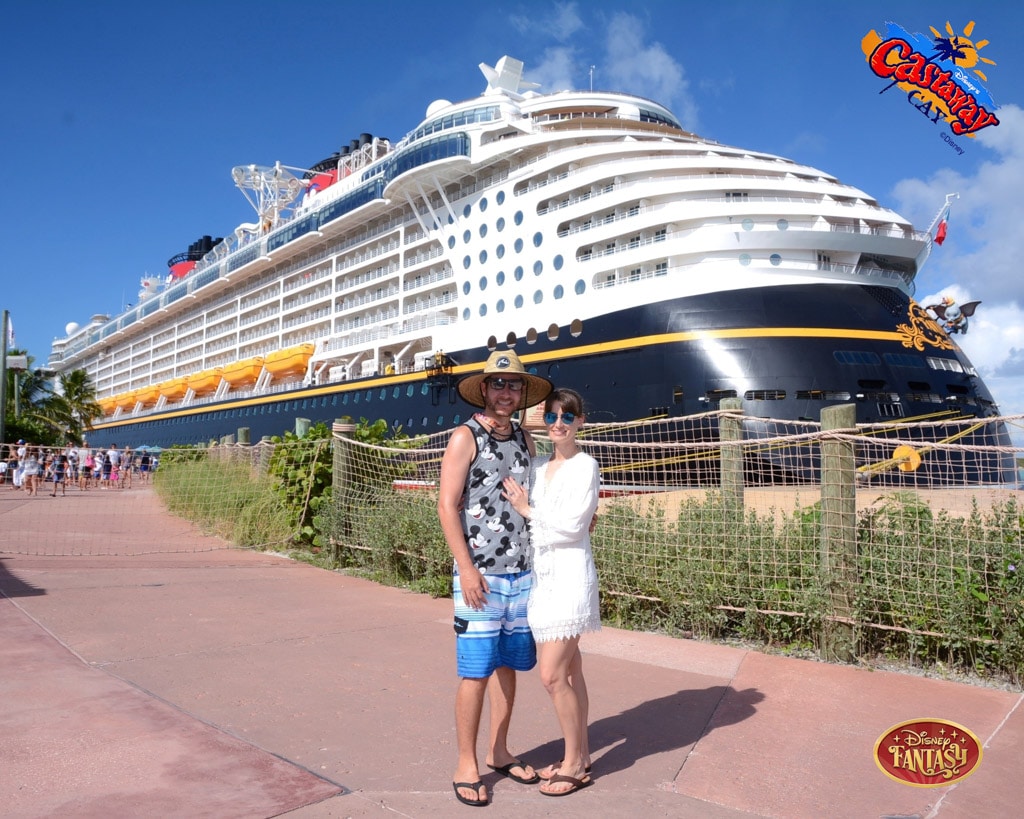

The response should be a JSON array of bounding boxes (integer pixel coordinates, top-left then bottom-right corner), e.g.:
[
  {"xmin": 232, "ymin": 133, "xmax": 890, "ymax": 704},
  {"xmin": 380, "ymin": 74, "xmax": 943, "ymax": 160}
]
[
  {"xmin": 819, "ymin": 403, "xmax": 858, "ymax": 662},
  {"xmin": 237, "ymin": 427, "xmax": 250, "ymax": 445},
  {"xmin": 295, "ymin": 417, "xmax": 311, "ymax": 437},
  {"xmin": 331, "ymin": 420, "xmax": 357, "ymax": 563},
  {"xmin": 719, "ymin": 398, "xmax": 744, "ymax": 513}
]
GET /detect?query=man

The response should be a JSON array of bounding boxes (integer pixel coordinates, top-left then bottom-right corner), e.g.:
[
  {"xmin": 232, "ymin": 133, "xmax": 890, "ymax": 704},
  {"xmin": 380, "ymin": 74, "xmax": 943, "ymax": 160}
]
[{"xmin": 438, "ymin": 350, "xmax": 552, "ymax": 808}]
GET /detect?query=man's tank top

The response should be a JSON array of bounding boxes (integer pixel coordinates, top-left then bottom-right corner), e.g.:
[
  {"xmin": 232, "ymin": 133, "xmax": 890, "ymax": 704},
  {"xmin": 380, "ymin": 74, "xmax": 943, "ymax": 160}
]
[{"xmin": 459, "ymin": 416, "xmax": 532, "ymax": 574}]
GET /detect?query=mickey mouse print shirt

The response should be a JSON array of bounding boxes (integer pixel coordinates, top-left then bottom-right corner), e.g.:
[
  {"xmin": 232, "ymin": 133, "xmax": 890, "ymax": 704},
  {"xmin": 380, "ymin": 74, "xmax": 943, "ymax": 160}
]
[{"xmin": 458, "ymin": 416, "xmax": 532, "ymax": 574}]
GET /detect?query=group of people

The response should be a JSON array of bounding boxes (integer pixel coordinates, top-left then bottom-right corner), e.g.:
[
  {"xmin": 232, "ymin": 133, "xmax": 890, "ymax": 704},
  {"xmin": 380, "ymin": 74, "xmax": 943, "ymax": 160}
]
[
  {"xmin": 439, "ymin": 350, "xmax": 601, "ymax": 806},
  {"xmin": 1, "ymin": 441, "xmax": 156, "ymax": 496}
]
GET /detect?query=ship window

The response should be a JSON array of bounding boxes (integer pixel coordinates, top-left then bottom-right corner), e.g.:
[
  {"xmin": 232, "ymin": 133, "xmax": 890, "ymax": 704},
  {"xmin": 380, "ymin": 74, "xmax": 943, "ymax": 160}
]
[
  {"xmin": 777, "ymin": 219, "xmax": 789, "ymax": 231},
  {"xmin": 655, "ymin": 262, "xmax": 668, "ymax": 275},
  {"xmin": 479, "ymin": 276, "xmax": 488, "ymax": 291},
  {"xmin": 742, "ymin": 219, "xmax": 754, "ymax": 231},
  {"xmin": 533, "ymin": 290, "xmax": 543, "ymax": 304},
  {"xmin": 463, "ymin": 229, "xmax": 471, "ymax": 243},
  {"xmin": 497, "ymin": 191, "xmax": 505, "ymax": 205},
  {"xmin": 393, "ymin": 387, "xmax": 401, "ymax": 398},
  {"xmin": 479, "ymin": 250, "xmax": 488, "ymax": 264},
  {"xmin": 817, "ymin": 252, "xmax": 832, "ymax": 270},
  {"xmin": 553, "ymin": 254, "xmax": 564, "ymax": 270},
  {"xmin": 463, "ymin": 308, "xmax": 471, "ymax": 320},
  {"xmin": 354, "ymin": 392, "xmax": 361, "ymax": 403},
  {"xmin": 407, "ymin": 385, "xmax": 415, "ymax": 397},
  {"xmin": 907, "ymin": 380, "xmax": 932, "ymax": 391},
  {"xmin": 514, "ymin": 295, "xmax": 524, "ymax": 308},
  {"xmin": 547, "ymin": 324, "xmax": 559, "ymax": 341},
  {"xmin": 496, "ymin": 217, "xmax": 505, "ymax": 232},
  {"xmin": 514, "ymin": 210, "xmax": 524, "ymax": 226},
  {"xmin": 727, "ymin": 192, "xmax": 749, "ymax": 202},
  {"xmin": 745, "ymin": 390, "xmax": 786, "ymax": 400},
  {"xmin": 575, "ymin": 280, "xmax": 586, "ymax": 295},
  {"xmin": 497, "ymin": 299, "xmax": 505, "ymax": 313},
  {"xmin": 527, "ymin": 328, "xmax": 538, "ymax": 344},
  {"xmin": 366, "ymin": 390, "xmax": 373, "ymax": 401},
  {"xmin": 479, "ymin": 304, "xmax": 487, "ymax": 316},
  {"xmin": 534, "ymin": 261, "xmax": 543, "ymax": 275},
  {"xmin": 453, "ymin": 413, "xmax": 461, "ymax": 425},
  {"xmin": 421, "ymin": 383, "xmax": 430, "ymax": 395},
  {"xmin": 463, "ymin": 281, "xmax": 471, "ymax": 295},
  {"xmin": 496, "ymin": 244, "xmax": 505, "ymax": 259},
  {"xmin": 379, "ymin": 388, "xmax": 387, "ymax": 399},
  {"xmin": 877, "ymin": 402, "xmax": 904, "ymax": 418},
  {"xmin": 463, "ymin": 255, "xmax": 471, "ymax": 269},
  {"xmin": 533, "ymin": 232, "xmax": 543, "ymax": 248},
  {"xmin": 479, "ymin": 224, "xmax": 488, "ymax": 238},
  {"xmin": 514, "ymin": 266, "xmax": 524, "ymax": 281},
  {"xmin": 463, "ymin": 204, "xmax": 472, "ymax": 218},
  {"xmin": 331, "ymin": 396, "xmax": 338, "ymax": 406},
  {"xmin": 479, "ymin": 197, "xmax": 488, "ymax": 212},
  {"xmin": 570, "ymin": 319, "xmax": 583, "ymax": 337},
  {"xmin": 437, "ymin": 414, "xmax": 444, "ymax": 426},
  {"xmin": 514, "ymin": 238, "xmax": 524, "ymax": 253},
  {"xmin": 796, "ymin": 390, "xmax": 851, "ymax": 401},
  {"xmin": 343, "ymin": 393, "xmax": 350, "ymax": 404},
  {"xmin": 770, "ymin": 254, "xmax": 782, "ymax": 266},
  {"xmin": 884, "ymin": 353, "xmax": 925, "ymax": 368},
  {"xmin": 496, "ymin": 271, "xmax": 505, "ymax": 285},
  {"xmin": 507, "ymin": 332, "xmax": 517, "ymax": 346},
  {"xmin": 926, "ymin": 356, "xmax": 964, "ymax": 373},
  {"xmin": 739, "ymin": 254, "xmax": 751, "ymax": 266},
  {"xmin": 407, "ymin": 416, "xmax": 414, "ymax": 428},
  {"xmin": 422, "ymin": 415, "xmax": 429, "ymax": 427},
  {"xmin": 834, "ymin": 350, "xmax": 881, "ymax": 366}
]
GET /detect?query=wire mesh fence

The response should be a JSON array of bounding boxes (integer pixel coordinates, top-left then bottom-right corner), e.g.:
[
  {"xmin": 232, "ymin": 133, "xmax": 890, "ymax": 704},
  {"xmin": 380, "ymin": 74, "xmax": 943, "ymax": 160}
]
[{"xmin": 3, "ymin": 410, "xmax": 1022, "ymax": 678}]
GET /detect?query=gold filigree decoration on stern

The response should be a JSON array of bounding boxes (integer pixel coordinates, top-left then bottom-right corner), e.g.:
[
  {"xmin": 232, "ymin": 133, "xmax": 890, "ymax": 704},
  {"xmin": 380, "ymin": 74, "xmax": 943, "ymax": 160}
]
[{"xmin": 896, "ymin": 301, "xmax": 955, "ymax": 351}]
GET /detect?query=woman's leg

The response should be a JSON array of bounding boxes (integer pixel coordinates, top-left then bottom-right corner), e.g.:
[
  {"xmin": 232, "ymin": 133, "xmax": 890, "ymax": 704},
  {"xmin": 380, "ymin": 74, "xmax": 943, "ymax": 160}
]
[{"xmin": 537, "ymin": 636, "xmax": 588, "ymax": 793}]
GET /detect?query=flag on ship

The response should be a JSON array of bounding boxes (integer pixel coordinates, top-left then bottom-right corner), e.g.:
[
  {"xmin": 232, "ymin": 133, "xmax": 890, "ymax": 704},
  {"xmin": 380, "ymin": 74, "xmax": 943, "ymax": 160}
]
[{"xmin": 935, "ymin": 212, "xmax": 949, "ymax": 246}]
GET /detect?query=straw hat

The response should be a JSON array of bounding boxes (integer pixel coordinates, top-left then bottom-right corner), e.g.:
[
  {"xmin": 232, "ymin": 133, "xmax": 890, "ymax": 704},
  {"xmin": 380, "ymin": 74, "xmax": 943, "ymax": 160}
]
[{"xmin": 457, "ymin": 350, "xmax": 553, "ymax": 409}]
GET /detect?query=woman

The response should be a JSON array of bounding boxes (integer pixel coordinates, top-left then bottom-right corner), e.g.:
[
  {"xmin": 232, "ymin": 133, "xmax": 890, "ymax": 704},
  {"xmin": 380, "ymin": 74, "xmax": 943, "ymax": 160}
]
[
  {"xmin": 22, "ymin": 447, "xmax": 42, "ymax": 497},
  {"xmin": 503, "ymin": 387, "xmax": 600, "ymax": 797}
]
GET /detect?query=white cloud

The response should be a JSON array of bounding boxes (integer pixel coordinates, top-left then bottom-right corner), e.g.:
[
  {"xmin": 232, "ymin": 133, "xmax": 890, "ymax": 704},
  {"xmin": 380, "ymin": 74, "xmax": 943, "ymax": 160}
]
[{"xmin": 893, "ymin": 104, "xmax": 1024, "ymax": 416}]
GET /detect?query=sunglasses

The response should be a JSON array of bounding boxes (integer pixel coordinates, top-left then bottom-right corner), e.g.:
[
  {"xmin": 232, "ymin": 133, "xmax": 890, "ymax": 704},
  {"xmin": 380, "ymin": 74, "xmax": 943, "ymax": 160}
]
[
  {"xmin": 543, "ymin": 411, "xmax": 577, "ymax": 425},
  {"xmin": 486, "ymin": 378, "xmax": 524, "ymax": 392}
]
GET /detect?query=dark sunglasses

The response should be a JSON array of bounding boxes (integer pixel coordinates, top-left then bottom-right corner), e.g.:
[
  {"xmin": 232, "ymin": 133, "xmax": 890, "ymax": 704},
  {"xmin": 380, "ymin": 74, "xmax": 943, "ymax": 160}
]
[
  {"xmin": 486, "ymin": 378, "xmax": 524, "ymax": 392},
  {"xmin": 543, "ymin": 411, "xmax": 577, "ymax": 425}
]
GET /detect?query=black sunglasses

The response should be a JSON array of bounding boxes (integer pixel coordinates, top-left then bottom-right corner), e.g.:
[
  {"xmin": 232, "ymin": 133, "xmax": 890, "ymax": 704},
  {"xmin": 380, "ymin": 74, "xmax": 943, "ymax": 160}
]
[
  {"xmin": 543, "ymin": 411, "xmax": 577, "ymax": 425},
  {"xmin": 486, "ymin": 377, "xmax": 524, "ymax": 392}
]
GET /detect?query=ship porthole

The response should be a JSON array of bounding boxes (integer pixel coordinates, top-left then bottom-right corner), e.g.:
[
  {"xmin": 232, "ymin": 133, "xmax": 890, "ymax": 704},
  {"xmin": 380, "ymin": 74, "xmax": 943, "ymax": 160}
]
[
  {"xmin": 479, "ymin": 250, "xmax": 488, "ymax": 264},
  {"xmin": 514, "ymin": 295, "xmax": 524, "ymax": 308},
  {"xmin": 496, "ymin": 299, "xmax": 505, "ymax": 313},
  {"xmin": 487, "ymin": 335, "xmax": 497, "ymax": 349},
  {"xmin": 533, "ymin": 231, "xmax": 543, "ymax": 248},
  {"xmin": 554, "ymin": 285, "xmax": 564, "ymax": 299},
  {"xmin": 533, "ymin": 290, "xmax": 543, "ymax": 304},
  {"xmin": 463, "ymin": 281, "xmax": 471, "ymax": 294},
  {"xmin": 777, "ymin": 218, "xmax": 789, "ymax": 230},
  {"xmin": 463, "ymin": 204, "xmax": 472, "ymax": 218},
  {"xmin": 534, "ymin": 261, "xmax": 543, "ymax": 275},
  {"xmin": 479, "ymin": 276, "xmax": 488, "ymax": 290},
  {"xmin": 514, "ymin": 210, "xmax": 524, "ymax": 226},
  {"xmin": 553, "ymin": 254, "xmax": 564, "ymax": 270},
  {"xmin": 526, "ymin": 327, "xmax": 538, "ymax": 344},
  {"xmin": 479, "ymin": 197, "xmax": 488, "ymax": 212},
  {"xmin": 463, "ymin": 230, "xmax": 471, "ymax": 244},
  {"xmin": 514, "ymin": 238, "xmax": 524, "ymax": 253},
  {"xmin": 506, "ymin": 331, "xmax": 517, "ymax": 346},
  {"xmin": 496, "ymin": 244, "xmax": 505, "ymax": 258},
  {"xmin": 497, "ymin": 191, "xmax": 506, "ymax": 205},
  {"xmin": 547, "ymin": 323, "xmax": 559, "ymax": 340},
  {"xmin": 463, "ymin": 308, "xmax": 471, "ymax": 320},
  {"xmin": 463, "ymin": 256, "xmax": 471, "ymax": 269},
  {"xmin": 574, "ymin": 280, "xmax": 586, "ymax": 295},
  {"xmin": 496, "ymin": 217, "xmax": 505, "ymax": 232},
  {"xmin": 514, "ymin": 266, "xmax": 524, "ymax": 281},
  {"xmin": 742, "ymin": 218, "xmax": 754, "ymax": 231},
  {"xmin": 479, "ymin": 304, "xmax": 487, "ymax": 316},
  {"xmin": 479, "ymin": 224, "xmax": 488, "ymax": 238},
  {"xmin": 739, "ymin": 254, "xmax": 751, "ymax": 266},
  {"xmin": 448, "ymin": 236, "xmax": 456, "ymax": 249},
  {"xmin": 570, "ymin": 318, "xmax": 583, "ymax": 337},
  {"xmin": 497, "ymin": 270, "xmax": 505, "ymax": 285},
  {"xmin": 770, "ymin": 253, "xmax": 782, "ymax": 266}
]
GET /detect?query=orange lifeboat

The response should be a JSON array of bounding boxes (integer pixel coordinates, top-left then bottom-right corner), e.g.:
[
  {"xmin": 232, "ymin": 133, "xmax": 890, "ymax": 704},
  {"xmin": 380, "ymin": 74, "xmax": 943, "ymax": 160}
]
[
  {"xmin": 158, "ymin": 377, "xmax": 188, "ymax": 401},
  {"xmin": 222, "ymin": 357, "xmax": 264, "ymax": 387},
  {"xmin": 186, "ymin": 367, "xmax": 224, "ymax": 396},
  {"xmin": 134, "ymin": 386, "xmax": 160, "ymax": 407},
  {"xmin": 113, "ymin": 390, "xmax": 138, "ymax": 410},
  {"xmin": 264, "ymin": 344, "xmax": 314, "ymax": 377},
  {"xmin": 98, "ymin": 397, "xmax": 118, "ymax": 415}
]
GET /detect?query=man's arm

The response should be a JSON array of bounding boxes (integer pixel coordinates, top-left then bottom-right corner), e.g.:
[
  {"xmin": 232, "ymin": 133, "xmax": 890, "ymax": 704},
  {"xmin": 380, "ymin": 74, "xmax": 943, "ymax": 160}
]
[{"xmin": 438, "ymin": 426, "xmax": 488, "ymax": 609}]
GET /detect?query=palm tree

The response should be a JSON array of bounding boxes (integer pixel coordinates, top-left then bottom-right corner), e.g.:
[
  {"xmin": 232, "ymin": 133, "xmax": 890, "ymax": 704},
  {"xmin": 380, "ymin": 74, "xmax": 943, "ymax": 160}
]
[
  {"xmin": 3, "ymin": 356, "xmax": 100, "ymax": 445},
  {"xmin": 56, "ymin": 369, "xmax": 102, "ymax": 444}
]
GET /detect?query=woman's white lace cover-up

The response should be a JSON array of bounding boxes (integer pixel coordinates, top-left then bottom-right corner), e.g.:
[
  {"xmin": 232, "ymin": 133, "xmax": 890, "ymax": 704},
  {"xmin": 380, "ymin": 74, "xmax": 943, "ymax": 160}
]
[{"xmin": 527, "ymin": 452, "xmax": 601, "ymax": 643}]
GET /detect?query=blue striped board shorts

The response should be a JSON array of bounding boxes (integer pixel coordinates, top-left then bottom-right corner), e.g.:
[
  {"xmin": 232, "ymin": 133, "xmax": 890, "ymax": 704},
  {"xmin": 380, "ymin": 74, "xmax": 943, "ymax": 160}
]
[{"xmin": 453, "ymin": 570, "xmax": 536, "ymax": 678}]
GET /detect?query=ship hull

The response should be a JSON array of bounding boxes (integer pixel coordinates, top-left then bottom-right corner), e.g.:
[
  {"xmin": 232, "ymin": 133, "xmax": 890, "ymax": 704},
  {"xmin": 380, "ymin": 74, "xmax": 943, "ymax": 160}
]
[{"xmin": 81, "ymin": 282, "xmax": 1012, "ymax": 484}]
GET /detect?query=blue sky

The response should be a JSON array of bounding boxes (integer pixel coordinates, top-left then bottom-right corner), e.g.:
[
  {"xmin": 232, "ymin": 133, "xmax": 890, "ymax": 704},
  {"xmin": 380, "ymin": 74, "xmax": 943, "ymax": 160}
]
[{"xmin": 5, "ymin": 1, "xmax": 1024, "ymax": 416}]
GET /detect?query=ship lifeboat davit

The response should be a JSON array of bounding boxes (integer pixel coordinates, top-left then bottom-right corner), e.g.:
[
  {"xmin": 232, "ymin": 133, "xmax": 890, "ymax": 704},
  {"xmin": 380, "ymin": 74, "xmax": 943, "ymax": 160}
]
[
  {"xmin": 222, "ymin": 357, "xmax": 264, "ymax": 387},
  {"xmin": 186, "ymin": 368, "xmax": 224, "ymax": 396},
  {"xmin": 158, "ymin": 377, "xmax": 188, "ymax": 401},
  {"xmin": 264, "ymin": 344, "xmax": 314, "ymax": 377}
]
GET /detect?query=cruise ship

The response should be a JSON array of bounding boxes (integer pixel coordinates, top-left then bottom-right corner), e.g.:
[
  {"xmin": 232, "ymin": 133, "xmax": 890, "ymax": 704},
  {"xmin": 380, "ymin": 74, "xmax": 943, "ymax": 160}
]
[{"xmin": 49, "ymin": 55, "xmax": 1006, "ymax": 475}]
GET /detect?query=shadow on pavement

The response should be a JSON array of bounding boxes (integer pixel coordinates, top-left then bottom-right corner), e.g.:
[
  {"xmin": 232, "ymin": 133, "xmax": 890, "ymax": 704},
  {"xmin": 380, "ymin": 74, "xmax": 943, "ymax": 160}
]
[{"xmin": 0, "ymin": 558, "xmax": 46, "ymax": 598}]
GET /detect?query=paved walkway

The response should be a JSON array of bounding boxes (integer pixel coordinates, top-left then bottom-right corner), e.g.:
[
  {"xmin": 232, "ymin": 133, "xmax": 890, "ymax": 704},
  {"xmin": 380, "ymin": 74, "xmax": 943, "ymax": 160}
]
[{"xmin": 1, "ymin": 487, "xmax": 1021, "ymax": 817}]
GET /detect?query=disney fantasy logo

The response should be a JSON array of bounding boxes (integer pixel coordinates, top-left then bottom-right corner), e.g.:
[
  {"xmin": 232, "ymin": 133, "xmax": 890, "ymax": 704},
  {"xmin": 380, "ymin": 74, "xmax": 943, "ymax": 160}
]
[
  {"xmin": 874, "ymin": 719, "xmax": 983, "ymax": 787},
  {"xmin": 862, "ymin": 20, "xmax": 999, "ymax": 140}
]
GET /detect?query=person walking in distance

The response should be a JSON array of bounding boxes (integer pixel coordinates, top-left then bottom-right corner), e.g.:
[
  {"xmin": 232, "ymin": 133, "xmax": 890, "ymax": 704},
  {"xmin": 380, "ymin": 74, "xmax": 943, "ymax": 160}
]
[{"xmin": 438, "ymin": 350, "xmax": 552, "ymax": 807}]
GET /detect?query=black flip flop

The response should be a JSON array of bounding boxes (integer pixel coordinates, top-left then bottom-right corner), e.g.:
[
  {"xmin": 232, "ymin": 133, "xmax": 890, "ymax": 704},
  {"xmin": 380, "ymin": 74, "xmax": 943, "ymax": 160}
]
[
  {"xmin": 540, "ymin": 773, "xmax": 593, "ymax": 797},
  {"xmin": 487, "ymin": 759, "xmax": 540, "ymax": 784},
  {"xmin": 453, "ymin": 780, "xmax": 488, "ymax": 807}
]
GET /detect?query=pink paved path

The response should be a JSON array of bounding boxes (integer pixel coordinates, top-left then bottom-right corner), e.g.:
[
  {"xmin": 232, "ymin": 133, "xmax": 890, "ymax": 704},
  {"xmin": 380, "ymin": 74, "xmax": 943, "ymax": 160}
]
[{"xmin": 1, "ymin": 486, "xmax": 1021, "ymax": 817}]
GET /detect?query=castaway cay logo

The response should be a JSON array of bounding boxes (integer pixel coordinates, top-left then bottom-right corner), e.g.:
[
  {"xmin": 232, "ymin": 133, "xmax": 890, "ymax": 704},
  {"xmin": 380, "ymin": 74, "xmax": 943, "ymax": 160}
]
[
  {"xmin": 861, "ymin": 20, "xmax": 999, "ymax": 151},
  {"xmin": 874, "ymin": 718, "xmax": 983, "ymax": 787}
]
